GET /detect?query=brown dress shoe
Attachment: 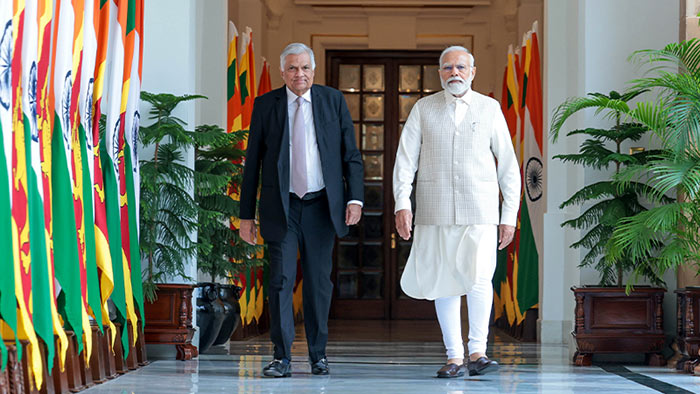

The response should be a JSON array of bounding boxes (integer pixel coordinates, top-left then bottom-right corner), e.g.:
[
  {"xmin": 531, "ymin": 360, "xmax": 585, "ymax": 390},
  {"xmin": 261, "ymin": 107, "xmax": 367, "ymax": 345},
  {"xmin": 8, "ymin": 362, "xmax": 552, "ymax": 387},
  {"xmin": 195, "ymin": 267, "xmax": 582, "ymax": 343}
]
[
  {"xmin": 467, "ymin": 356, "xmax": 499, "ymax": 376},
  {"xmin": 436, "ymin": 362, "xmax": 465, "ymax": 378}
]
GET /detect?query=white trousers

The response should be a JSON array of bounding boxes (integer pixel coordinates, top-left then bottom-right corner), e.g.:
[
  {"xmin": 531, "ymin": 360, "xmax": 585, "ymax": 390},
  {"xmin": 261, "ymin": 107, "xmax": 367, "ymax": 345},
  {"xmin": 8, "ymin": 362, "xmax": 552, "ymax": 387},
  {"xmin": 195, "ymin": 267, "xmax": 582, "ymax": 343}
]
[{"xmin": 434, "ymin": 232, "xmax": 497, "ymax": 359}]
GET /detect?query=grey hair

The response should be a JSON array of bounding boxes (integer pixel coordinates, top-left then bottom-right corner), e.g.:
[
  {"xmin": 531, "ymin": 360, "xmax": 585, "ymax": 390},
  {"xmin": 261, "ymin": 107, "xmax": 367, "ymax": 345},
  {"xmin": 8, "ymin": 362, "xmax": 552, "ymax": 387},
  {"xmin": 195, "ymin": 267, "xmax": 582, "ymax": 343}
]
[
  {"xmin": 280, "ymin": 43, "xmax": 316, "ymax": 71},
  {"xmin": 439, "ymin": 45, "xmax": 474, "ymax": 68}
]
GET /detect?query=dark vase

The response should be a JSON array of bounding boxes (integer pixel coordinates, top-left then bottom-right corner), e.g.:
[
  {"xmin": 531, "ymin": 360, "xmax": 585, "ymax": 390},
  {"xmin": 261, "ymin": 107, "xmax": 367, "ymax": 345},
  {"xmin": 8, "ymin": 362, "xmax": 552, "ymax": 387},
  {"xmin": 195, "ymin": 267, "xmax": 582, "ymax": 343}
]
[
  {"xmin": 212, "ymin": 284, "xmax": 242, "ymax": 346},
  {"xmin": 196, "ymin": 283, "xmax": 226, "ymax": 354}
]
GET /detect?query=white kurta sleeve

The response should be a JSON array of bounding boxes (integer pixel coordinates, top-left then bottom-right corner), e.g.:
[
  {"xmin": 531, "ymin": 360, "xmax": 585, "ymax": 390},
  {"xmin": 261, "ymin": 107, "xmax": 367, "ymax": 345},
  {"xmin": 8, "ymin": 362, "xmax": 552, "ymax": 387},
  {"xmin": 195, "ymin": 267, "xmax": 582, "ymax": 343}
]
[
  {"xmin": 490, "ymin": 103, "xmax": 521, "ymax": 226},
  {"xmin": 393, "ymin": 104, "xmax": 422, "ymax": 214}
]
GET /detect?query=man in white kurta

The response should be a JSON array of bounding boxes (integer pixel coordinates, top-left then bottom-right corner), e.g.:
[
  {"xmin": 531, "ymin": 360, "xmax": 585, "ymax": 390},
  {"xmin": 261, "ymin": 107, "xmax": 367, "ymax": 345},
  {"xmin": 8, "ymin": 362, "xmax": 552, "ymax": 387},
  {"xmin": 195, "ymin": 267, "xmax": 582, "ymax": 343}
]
[{"xmin": 393, "ymin": 46, "xmax": 520, "ymax": 378}]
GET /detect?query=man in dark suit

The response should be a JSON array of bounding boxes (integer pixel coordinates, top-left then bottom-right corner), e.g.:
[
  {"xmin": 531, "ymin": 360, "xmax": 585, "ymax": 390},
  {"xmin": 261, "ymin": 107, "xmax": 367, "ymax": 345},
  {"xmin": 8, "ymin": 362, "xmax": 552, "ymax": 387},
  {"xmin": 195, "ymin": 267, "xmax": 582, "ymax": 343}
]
[{"xmin": 239, "ymin": 42, "xmax": 364, "ymax": 378}]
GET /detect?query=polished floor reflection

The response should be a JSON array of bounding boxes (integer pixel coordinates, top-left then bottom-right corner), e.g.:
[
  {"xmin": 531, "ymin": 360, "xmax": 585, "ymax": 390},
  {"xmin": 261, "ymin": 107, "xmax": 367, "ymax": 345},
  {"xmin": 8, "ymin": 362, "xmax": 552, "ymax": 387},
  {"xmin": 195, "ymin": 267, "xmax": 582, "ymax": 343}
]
[{"xmin": 84, "ymin": 320, "xmax": 700, "ymax": 393}]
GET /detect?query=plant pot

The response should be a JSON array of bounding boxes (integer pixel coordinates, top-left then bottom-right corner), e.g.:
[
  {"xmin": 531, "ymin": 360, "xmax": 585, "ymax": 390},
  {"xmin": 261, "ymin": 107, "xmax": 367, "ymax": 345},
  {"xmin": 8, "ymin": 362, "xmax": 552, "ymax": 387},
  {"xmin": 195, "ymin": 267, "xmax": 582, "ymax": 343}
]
[
  {"xmin": 196, "ymin": 283, "xmax": 227, "ymax": 354},
  {"xmin": 212, "ymin": 284, "xmax": 242, "ymax": 346},
  {"xmin": 143, "ymin": 283, "xmax": 198, "ymax": 360},
  {"xmin": 675, "ymin": 287, "xmax": 700, "ymax": 372},
  {"xmin": 571, "ymin": 286, "xmax": 666, "ymax": 366}
]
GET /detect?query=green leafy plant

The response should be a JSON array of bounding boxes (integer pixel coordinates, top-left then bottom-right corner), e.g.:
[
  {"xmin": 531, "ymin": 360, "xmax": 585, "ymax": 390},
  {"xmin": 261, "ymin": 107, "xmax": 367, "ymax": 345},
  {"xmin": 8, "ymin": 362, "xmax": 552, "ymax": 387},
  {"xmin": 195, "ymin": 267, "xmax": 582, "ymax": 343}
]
[
  {"xmin": 550, "ymin": 90, "xmax": 671, "ymax": 287},
  {"xmin": 139, "ymin": 92, "xmax": 204, "ymax": 301},
  {"xmin": 193, "ymin": 124, "xmax": 265, "ymax": 282},
  {"xmin": 605, "ymin": 39, "xmax": 700, "ymax": 286}
]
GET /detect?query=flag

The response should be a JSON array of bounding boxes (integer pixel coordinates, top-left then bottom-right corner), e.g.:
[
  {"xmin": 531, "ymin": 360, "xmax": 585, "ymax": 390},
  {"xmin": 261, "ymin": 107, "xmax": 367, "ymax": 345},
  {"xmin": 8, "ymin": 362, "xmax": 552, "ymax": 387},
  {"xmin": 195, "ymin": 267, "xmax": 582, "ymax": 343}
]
[
  {"xmin": 496, "ymin": 44, "xmax": 522, "ymax": 326},
  {"xmin": 36, "ymin": 0, "xmax": 69, "ymax": 370},
  {"xmin": 103, "ymin": 0, "xmax": 130, "ymax": 355},
  {"xmin": 49, "ymin": 0, "xmax": 86, "ymax": 357},
  {"xmin": 515, "ymin": 23, "xmax": 543, "ymax": 321},
  {"xmin": 91, "ymin": 0, "xmax": 116, "ymax": 345},
  {"xmin": 122, "ymin": 0, "xmax": 144, "ymax": 333},
  {"xmin": 226, "ymin": 21, "xmax": 241, "ymax": 135},
  {"xmin": 22, "ymin": 0, "xmax": 58, "ymax": 372},
  {"xmin": 253, "ymin": 60, "xmax": 270, "ymax": 323},
  {"xmin": 0, "ymin": 1, "xmax": 18, "ymax": 370},
  {"xmin": 79, "ymin": 0, "xmax": 105, "ymax": 337},
  {"xmin": 67, "ymin": 0, "xmax": 94, "ymax": 360},
  {"xmin": 115, "ymin": 0, "xmax": 140, "ymax": 345},
  {"xmin": 11, "ymin": 0, "xmax": 44, "ymax": 387},
  {"xmin": 238, "ymin": 27, "xmax": 255, "ymax": 132}
]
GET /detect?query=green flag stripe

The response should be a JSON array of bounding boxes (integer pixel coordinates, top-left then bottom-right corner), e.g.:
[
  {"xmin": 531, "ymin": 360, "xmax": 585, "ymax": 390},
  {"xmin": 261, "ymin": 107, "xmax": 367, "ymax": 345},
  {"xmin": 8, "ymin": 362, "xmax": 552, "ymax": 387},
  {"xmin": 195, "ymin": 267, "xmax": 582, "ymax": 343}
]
[
  {"xmin": 239, "ymin": 71, "xmax": 248, "ymax": 102},
  {"xmin": 100, "ymin": 138, "xmax": 129, "ymax": 357},
  {"xmin": 517, "ymin": 198, "xmax": 539, "ymax": 314},
  {"xmin": 0, "ymin": 121, "xmax": 17, "ymax": 370},
  {"xmin": 51, "ymin": 113, "xmax": 84, "ymax": 353},
  {"xmin": 126, "ymin": 0, "xmax": 136, "ymax": 35},
  {"xmin": 24, "ymin": 115, "xmax": 55, "ymax": 370},
  {"xmin": 79, "ymin": 125, "xmax": 104, "ymax": 332},
  {"xmin": 124, "ymin": 144, "xmax": 144, "ymax": 322},
  {"xmin": 227, "ymin": 60, "xmax": 237, "ymax": 100}
]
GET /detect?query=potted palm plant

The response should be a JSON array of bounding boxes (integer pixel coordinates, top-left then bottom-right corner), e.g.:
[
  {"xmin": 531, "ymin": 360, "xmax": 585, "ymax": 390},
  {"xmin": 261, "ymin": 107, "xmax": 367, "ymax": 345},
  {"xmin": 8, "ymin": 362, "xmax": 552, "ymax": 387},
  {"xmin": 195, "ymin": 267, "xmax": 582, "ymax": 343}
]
[
  {"xmin": 192, "ymin": 124, "xmax": 264, "ymax": 352},
  {"xmin": 604, "ymin": 39, "xmax": 700, "ymax": 372},
  {"xmin": 139, "ymin": 91, "xmax": 204, "ymax": 360},
  {"xmin": 550, "ymin": 89, "xmax": 672, "ymax": 366}
]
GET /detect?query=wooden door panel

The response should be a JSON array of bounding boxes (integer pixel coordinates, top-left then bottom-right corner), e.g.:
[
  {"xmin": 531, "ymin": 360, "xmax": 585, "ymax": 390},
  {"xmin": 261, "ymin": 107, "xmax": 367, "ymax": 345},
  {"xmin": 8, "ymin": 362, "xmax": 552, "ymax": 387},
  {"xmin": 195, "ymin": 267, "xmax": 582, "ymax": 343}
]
[{"xmin": 327, "ymin": 51, "xmax": 441, "ymax": 320}]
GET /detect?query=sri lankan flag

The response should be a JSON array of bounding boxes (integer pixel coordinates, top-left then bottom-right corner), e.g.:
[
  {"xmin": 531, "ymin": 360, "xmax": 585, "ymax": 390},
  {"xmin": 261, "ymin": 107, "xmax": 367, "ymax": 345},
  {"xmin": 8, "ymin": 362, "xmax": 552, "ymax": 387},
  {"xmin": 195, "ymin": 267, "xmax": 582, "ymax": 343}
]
[
  {"xmin": 36, "ymin": 0, "xmax": 69, "ymax": 370},
  {"xmin": 103, "ymin": 0, "xmax": 130, "ymax": 355},
  {"xmin": 67, "ymin": 0, "xmax": 95, "ymax": 360},
  {"xmin": 23, "ymin": 0, "xmax": 64, "ymax": 373},
  {"xmin": 11, "ymin": 0, "xmax": 44, "ymax": 387},
  {"xmin": 0, "ymin": 0, "xmax": 18, "ymax": 371},
  {"xmin": 238, "ymin": 27, "xmax": 255, "ymax": 132},
  {"xmin": 78, "ymin": 0, "xmax": 105, "ymax": 339},
  {"xmin": 493, "ymin": 44, "xmax": 521, "ymax": 325},
  {"xmin": 226, "ymin": 21, "xmax": 241, "ymax": 135},
  {"xmin": 91, "ymin": 0, "xmax": 116, "ymax": 346}
]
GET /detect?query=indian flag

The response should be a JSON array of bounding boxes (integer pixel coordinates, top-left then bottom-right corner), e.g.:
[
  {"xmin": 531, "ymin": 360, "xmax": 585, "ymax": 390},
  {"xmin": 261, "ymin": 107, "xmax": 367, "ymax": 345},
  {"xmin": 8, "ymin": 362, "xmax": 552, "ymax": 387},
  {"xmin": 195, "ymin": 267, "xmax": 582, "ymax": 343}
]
[
  {"xmin": 36, "ymin": 0, "xmax": 69, "ymax": 370},
  {"xmin": 11, "ymin": 0, "xmax": 44, "ymax": 388},
  {"xmin": 91, "ymin": 0, "xmax": 116, "ymax": 346},
  {"xmin": 122, "ymin": 0, "xmax": 144, "ymax": 337},
  {"xmin": 515, "ymin": 23, "xmax": 543, "ymax": 322},
  {"xmin": 49, "ymin": 0, "xmax": 85, "ymax": 357},
  {"xmin": 68, "ymin": 0, "xmax": 94, "ymax": 360},
  {"xmin": 103, "ymin": 0, "xmax": 130, "ymax": 355},
  {"xmin": 0, "ymin": 0, "xmax": 19, "ymax": 372}
]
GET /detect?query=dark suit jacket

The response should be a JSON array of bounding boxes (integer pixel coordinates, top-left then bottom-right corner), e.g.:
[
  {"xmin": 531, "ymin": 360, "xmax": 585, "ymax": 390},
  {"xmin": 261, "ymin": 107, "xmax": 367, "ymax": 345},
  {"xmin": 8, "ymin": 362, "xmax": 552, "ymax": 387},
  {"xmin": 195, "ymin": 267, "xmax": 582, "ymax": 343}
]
[{"xmin": 239, "ymin": 84, "xmax": 364, "ymax": 242}]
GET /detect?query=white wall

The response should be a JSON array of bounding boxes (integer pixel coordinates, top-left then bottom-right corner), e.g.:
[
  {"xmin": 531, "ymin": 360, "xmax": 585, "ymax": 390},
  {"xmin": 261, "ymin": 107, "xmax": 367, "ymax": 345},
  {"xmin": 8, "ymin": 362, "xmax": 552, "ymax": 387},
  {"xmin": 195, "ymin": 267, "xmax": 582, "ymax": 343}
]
[
  {"xmin": 141, "ymin": 0, "xmax": 229, "ymax": 355},
  {"xmin": 542, "ymin": 0, "xmax": 679, "ymax": 347}
]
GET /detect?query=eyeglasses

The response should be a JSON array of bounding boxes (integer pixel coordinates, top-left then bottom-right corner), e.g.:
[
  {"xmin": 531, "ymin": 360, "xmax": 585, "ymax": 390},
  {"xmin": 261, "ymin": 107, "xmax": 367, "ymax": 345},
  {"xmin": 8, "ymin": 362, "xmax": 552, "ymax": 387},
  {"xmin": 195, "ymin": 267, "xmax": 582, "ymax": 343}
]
[{"xmin": 440, "ymin": 64, "xmax": 472, "ymax": 73}]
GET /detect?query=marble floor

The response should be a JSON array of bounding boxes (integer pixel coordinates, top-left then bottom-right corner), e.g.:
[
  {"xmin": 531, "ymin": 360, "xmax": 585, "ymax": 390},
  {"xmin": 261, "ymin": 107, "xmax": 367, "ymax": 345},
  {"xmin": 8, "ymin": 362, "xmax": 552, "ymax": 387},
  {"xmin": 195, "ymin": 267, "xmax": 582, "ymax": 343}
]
[{"xmin": 84, "ymin": 321, "xmax": 700, "ymax": 393}]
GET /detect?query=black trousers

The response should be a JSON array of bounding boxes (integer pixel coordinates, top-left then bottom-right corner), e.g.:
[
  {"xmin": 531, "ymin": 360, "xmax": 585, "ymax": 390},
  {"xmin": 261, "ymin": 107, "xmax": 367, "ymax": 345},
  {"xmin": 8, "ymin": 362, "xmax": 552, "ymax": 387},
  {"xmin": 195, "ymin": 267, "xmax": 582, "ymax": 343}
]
[{"xmin": 266, "ymin": 191, "xmax": 336, "ymax": 363}]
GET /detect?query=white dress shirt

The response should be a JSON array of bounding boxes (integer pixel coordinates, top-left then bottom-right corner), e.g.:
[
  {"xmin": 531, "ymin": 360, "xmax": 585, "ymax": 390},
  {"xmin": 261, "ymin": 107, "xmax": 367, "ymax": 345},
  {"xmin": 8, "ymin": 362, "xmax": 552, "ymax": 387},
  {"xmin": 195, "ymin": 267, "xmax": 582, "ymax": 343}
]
[
  {"xmin": 287, "ymin": 87, "xmax": 363, "ymax": 207},
  {"xmin": 287, "ymin": 87, "xmax": 325, "ymax": 194}
]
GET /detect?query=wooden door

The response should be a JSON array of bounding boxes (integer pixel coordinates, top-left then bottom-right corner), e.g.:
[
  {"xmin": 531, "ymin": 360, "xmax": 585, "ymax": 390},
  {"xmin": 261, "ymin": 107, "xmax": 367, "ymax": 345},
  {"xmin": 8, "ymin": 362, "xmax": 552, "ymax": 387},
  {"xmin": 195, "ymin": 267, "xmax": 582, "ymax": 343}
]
[{"xmin": 326, "ymin": 50, "xmax": 442, "ymax": 319}]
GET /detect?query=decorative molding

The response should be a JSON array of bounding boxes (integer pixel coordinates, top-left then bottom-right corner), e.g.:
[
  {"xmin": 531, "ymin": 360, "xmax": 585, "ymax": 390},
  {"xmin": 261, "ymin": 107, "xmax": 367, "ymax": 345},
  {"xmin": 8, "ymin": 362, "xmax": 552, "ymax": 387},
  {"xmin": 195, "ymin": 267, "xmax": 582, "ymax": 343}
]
[
  {"xmin": 263, "ymin": 0, "xmax": 286, "ymax": 30},
  {"xmin": 296, "ymin": 0, "xmax": 489, "ymax": 6}
]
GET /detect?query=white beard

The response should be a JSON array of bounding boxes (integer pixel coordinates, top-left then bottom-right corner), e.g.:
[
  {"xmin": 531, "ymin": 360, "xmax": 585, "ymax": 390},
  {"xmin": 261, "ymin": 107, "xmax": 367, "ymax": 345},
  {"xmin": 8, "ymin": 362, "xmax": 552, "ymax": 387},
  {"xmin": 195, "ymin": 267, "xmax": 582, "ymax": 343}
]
[{"xmin": 441, "ymin": 75, "xmax": 473, "ymax": 96}]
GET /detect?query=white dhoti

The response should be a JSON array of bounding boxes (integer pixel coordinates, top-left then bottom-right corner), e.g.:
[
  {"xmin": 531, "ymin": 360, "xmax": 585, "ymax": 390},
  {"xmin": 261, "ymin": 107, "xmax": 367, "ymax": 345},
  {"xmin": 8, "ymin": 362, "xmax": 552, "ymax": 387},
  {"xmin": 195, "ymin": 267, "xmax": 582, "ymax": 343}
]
[{"xmin": 400, "ymin": 224, "xmax": 498, "ymax": 359}]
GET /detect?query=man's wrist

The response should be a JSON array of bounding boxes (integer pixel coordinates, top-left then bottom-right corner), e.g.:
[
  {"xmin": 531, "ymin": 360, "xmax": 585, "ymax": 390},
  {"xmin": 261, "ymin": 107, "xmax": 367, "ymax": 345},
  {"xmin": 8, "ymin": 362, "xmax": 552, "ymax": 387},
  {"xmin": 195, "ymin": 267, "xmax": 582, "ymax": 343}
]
[{"xmin": 347, "ymin": 200, "xmax": 363, "ymax": 207}]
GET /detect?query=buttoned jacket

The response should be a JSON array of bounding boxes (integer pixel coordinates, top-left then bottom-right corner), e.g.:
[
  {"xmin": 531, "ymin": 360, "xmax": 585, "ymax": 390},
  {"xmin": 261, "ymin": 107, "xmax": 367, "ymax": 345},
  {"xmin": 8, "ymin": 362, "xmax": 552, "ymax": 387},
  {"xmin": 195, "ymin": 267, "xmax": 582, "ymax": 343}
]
[{"xmin": 393, "ymin": 89, "xmax": 520, "ymax": 226}]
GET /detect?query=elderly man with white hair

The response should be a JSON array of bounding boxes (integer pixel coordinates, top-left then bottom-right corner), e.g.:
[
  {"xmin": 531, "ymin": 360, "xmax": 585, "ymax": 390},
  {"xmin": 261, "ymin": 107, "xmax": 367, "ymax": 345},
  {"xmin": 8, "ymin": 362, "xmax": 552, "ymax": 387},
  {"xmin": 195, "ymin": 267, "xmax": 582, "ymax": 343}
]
[
  {"xmin": 393, "ymin": 46, "xmax": 520, "ymax": 378},
  {"xmin": 240, "ymin": 42, "xmax": 364, "ymax": 378}
]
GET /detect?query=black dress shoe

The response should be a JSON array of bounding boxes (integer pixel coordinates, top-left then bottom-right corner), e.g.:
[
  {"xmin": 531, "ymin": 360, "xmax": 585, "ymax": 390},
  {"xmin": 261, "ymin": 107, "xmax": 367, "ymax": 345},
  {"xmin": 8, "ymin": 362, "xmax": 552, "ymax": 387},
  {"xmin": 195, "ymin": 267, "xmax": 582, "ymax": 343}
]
[
  {"xmin": 263, "ymin": 359, "xmax": 291, "ymax": 378},
  {"xmin": 436, "ymin": 363, "xmax": 465, "ymax": 378},
  {"xmin": 310, "ymin": 357, "xmax": 330, "ymax": 375},
  {"xmin": 467, "ymin": 357, "xmax": 499, "ymax": 376}
]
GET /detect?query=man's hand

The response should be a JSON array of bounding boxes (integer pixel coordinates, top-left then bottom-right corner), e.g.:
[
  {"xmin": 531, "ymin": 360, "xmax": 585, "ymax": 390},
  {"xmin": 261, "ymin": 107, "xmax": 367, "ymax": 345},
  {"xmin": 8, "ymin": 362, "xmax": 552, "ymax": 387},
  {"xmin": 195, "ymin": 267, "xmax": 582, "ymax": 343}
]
[
  {"xmin": 346, "ymin": 203, "xmax": 362, "ymax": 226},
  {"xmin": 395, "ymin": 209, "xmax": 413, "ymax": 240},
  {"xmin": 498, "ymin": 224, "xmax": 515, "ymax": 250},
  {"xmin": 239, "ymin": 219, "xmax": 257, "ymax": 245}
]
